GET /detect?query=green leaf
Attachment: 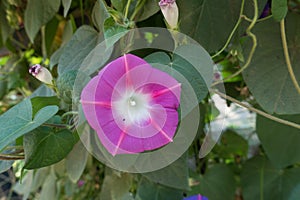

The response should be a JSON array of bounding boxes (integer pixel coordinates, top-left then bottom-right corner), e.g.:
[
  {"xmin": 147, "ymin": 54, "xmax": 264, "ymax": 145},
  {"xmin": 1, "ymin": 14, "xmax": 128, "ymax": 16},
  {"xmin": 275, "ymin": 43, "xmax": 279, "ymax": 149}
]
[
  {"xmin": 0, "ymin": 1, "xmax": 13, "ymax": 43},
  {"xmin": 133, "ymin": 0, "xmax": 160, "ymax": 22},
  {"xmin": 104, "ymin": 17, "xmax": 129, "ymax": 48},
  {"xmin": 0, "ymin": 76, "xmax": 7, "ymax": 99},
  {"xmin": 92, "ymin": 0, "xmax": 110, "ymax": 32},
  {"xmin": 0, "ymin": 160, "xmax": 14, "ymax": 173},
  {"xmin": 272, "ymin": 0, "xmax": 288, "ymax": 21},
  {"xmin": 257, "ymin": 114, "xmax": 300, "ymax": 168},
  {"xmin": 190, "ymin": 164, "xmax": 236, "ymax": 200},
  {"xmin": 242, "ymin": 13, "xmax": 300, "ymax": 114},
  {"xmin": 99, "ymin": 168, "xmax": 133, "ymax": 200},
  {"xmin": 136, "ymin": 177, "xmax": 183, "ymax": 200},
  {"xmin": 177, "ymin": 0, "xmax": 241, "ymax": 53},
  {"xmin": 143, "ymin": 153, "xmax": 189, "ymax": 190},
  {"xmin": 79, "ymin": 40, "xmax": 114, "ymax": 76},
  {"xmin": 110, "ymin": 0, "xmax": 159, "ymax": 22},
  {"xmin": 30, "ymin": 85, "xmax": 55, "ymax": 98},
  {"xmin": 214, "ymin": 130, "xmax": 249, "ymax": 159},
  {"xmin": 62, "ymin": 0, "xmax": 72, "ymax": 17},
  {"xmin": 0, "ymin": 99, "xmax": 58, "ymax": 151},
  {"xmin": 45, "ymin": 17, "xmax": 59, "ymax": 56},
  {"xmin": 66, "ymin": 141, "xmax": 88, "ymax": 183},
  {"xmin": 241, "ymin": 155, "xmax": 300, "ymax": 200},
  {"xmin": 31, "ymin": 96, "xmax": 60, "ymax": 116},
  {"xmin": 50, "ymin": 20, "xmax": 73, "ymax": 69},
  {"xmin": 24, "ymin": 128, "xmax": 77, "ymax": 169},
  {"xmin": 24, "ymin": 0, "xmax": 60, "ymax": 42},
  {"xmin": 145, "ymin": 47, "xmax": 212, "ymax": 103},
  {"xmin": 58, "ymin": 26, "xmax": 99, "ymax": 75},
  {"xmin": 111, "ymin": 0, "xmax": 126, "ymax": 12}
]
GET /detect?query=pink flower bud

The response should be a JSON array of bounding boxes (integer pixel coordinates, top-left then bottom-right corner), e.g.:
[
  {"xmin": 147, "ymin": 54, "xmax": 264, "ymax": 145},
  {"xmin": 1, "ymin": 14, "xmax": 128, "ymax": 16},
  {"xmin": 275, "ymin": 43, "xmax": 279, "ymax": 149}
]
[
  {"xmin": 29, "ymin": 64, "xmax": 53, "ymax": 85},
  {"xmin": 159, "ymin": 0, "xmax": 179, "ymax": 29}
]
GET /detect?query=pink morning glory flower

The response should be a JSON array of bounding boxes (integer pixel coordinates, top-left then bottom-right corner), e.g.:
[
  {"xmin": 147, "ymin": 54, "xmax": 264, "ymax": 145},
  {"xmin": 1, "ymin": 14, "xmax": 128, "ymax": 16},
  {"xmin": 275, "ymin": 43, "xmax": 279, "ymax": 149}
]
[
  {"xmin": 29, "ymin": 64, "xmax": 53, "ymax": 85},
  {"xmin": 183, "ymin": 194, "xmax": 209, "ymax": 200},
  {"xmin": 80, "ymin": 54, "xmax": 181, "ymax": 156},
  {"xmin": 159, "ymin": 0, "xmax": 179, "ymax": 29}
]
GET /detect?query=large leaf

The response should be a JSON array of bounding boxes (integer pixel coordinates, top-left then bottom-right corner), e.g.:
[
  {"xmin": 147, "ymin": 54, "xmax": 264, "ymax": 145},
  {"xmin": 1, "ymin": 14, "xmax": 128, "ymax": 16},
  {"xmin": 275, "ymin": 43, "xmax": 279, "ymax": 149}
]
[
  {"xmin": 24, "ymin": 128, "xmax": 77, "ymax": 169},
  {"xmin": 242, "ymin": 13, "xmax": 300, "ymax": 114},
  {"xmin": 257, "ymin": 114, "xmax": 300, "ymax": 168},
  {"xmin": 58, "ymin": 26, "xmax": 99, "ymax": 75},
  {"xmin": 31, "ymin": 96, "xmax": 60, "ymax": 116},
  {"xmin": 133, "ymin": 0, "xmax": 160, "ymax": 22},
  {"xmin": 241, "ymin": 155, "xmax": 300, "ymax": 200},
  {"xmin": 111, "ymin": 0, "xmax": 159, "ymax": 22},
  {"xmin": 272, "ymin": 0, "xmax": 288, "ymax": 21},
  {"xmin": 92, "ymin": 0, "xmax": 110, "ymax": 32},
  {"xmin": 189, "ymin": 164, "xmax": 236, "ymax": 200},
  {"xmin": 0, "ymin": 99, "xmax": 58, "ymax": 151},
  {"xmin": 111, "ymin": 0, "xmax": 126, "ymax": 12},
  {"xmin": 177, "ymin": 0, "xmax": 241, "ymax": 53},
  {"xmin": 103, "ymin": 17, "xmax": 129, "ymax": 48},
  {"xmin": 24, "ymin": 0, "xmax": 60, "ymax": 42},
  {"xmin": 136, "ymin": 177, "xmax": 183, "ymax": 200},
  {"xmin": 0, "ymin": 161, "xmax": 14, "ymax": 173},
  {"xmin": 0, "ymin": 1, "xmax": 13, "ymax": 43},
  {"xmin": 214, "ymin": 130, "xmax": 249, "ymax": 159},
  {"xmin": 145, "ymin": 48, "xmax": 212, "ymax": 103},
  {"xmin": 143, "ymin": 153, "xmax": 189, "ymax": 190},
  {"xmin": 99, "ymin": 168, "xmax": 133, "ymax": 200},
  {"xmin": 66, "ymin": 141, "xmax": 88, "ymax": 183}
]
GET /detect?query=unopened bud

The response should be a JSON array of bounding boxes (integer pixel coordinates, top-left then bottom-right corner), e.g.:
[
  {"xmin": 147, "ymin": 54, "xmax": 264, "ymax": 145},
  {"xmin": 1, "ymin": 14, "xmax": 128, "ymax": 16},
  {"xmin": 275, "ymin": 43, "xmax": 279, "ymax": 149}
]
[
  {"xmin": 159, "ymin": 0, "xmax": 179, "ymax": 29},
  {"xmin": 29, "ymin": 64, "xmax": 53, "ymax": 85}
]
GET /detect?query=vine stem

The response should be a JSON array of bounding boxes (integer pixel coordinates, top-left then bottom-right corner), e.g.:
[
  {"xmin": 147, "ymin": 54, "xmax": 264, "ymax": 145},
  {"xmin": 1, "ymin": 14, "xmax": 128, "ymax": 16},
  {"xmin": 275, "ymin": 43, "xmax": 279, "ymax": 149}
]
[
  {"xmin": 211, "ymin": 0, "xmax": 245, "ymax": 59},
  {"xmin": 280, "ymin": 19, "xmax": 300, "ymax": 94},
  {"xmin": 124, "ymin": 0, "xmax": 132, "ymax": 19},
  {"xmin": 43, "ymin": 123, "xmax": 70, "ymax": 128},
  {"xmin": 0, "ymin": 154, "xmax": 24, "ymax": 160},
  {"xmin": 212, "ymin": 89, "xmax": 300, "ymax": 130},
  {"xmin": 211, "ymin": 0, "xmax": 258, "ymax": 87}
]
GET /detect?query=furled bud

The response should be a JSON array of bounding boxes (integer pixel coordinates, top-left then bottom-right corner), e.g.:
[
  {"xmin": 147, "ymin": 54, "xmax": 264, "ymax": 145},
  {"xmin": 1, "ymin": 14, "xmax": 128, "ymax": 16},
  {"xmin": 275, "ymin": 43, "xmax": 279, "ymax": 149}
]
[
  {"xmin": 159, "ymin": 0, "xmax": 179, "ymax": 29},
  {"xmin": 29, "ymin": 64, "xmax": 53, "ymax": 85}
]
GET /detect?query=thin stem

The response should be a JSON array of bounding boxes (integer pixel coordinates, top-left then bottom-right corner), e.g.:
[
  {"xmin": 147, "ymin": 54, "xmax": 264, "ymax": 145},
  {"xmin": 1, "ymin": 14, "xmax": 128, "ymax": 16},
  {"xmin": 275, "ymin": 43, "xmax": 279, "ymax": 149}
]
[
  {"xmin": 124, "ymin": 0, "xmax": 132, "ymax": 19},
  {"xmin": 4, "ymin": 146, "xmax": 24, "ymax": 151},
  {"xmin": 43, "ymin": 123, "xmax": 69, "ymax": 128},
  {"xmin": 41, "ymin": 26, "xmax": 47, "ymax": 59},
  {"xmin": 212, "ymin": 0, "xmax": 245, "ymax": 59},
  {"xmin": 130, "ymin": 0, "xmax": 145, "ymax": 21},
  {"xmin": 211, "ymin": 0, "xmax": 258, "ymax": 87},
  {"xmin": 80, "ymin": 0, "xmax": 84, "ymax": 25},
  {"xmin": 212, "ymin": 0, "xmax": 258, "ymax": 87},
  {"xmin": 280, "ymin": 19, "xmax": 300, "ymax": 94},
  {"xmin": 212, "ymin": 89, "xmax": 300, "ymax": 130},
  {"xmin": 0, "ymin": 154, "xmax": 24, "ymax": 160},
  {"xmin": 242, "ymin": 14, "xmax": 272, "ymax": 22},
  {"xmin": 61, "ymin": 111, "xmax": 79, "ymax": 119}
]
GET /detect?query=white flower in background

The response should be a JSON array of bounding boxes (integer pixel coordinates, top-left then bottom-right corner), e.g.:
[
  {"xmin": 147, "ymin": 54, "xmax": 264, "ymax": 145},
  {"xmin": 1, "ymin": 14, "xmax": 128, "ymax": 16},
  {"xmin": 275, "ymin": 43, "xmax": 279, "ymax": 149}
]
[
  {"xmin": 159, "ymin": 0, "xmax": 179, "ymax": 29},
  {"xmin": 29, "ymin": 64, "xmax": 53, "ymax": 85}
]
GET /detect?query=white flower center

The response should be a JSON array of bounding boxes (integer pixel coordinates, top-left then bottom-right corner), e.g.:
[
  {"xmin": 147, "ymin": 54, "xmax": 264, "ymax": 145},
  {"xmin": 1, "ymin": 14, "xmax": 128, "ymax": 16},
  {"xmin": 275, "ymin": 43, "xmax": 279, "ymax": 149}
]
[
  {"xmin": 113, "ymin": 90, "xmax": 151, "ymax": 126},
  {"xmin": 129, "ymin": 98, "xmax": 137, "ymax": 106}
]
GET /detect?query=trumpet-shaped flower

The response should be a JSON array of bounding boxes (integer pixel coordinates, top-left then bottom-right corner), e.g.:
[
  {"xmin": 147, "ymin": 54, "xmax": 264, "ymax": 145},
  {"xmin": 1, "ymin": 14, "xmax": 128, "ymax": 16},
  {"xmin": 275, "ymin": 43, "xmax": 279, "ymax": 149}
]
[
  {"xmin": 159, "ymin": 0, "xmax": 179, "ymax": 29},
  {"xmin": 29, "ymin": 64, "xmax": 53, "ymax": 85},
  {"xmin": 81, "ymin": 54, "xmax": 181, "ymax": 156}
]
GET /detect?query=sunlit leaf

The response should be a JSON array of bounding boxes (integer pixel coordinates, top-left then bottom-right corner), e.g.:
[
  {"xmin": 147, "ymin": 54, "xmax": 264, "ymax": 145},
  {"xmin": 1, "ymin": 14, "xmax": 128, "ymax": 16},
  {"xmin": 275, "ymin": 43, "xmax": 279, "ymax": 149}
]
[{"xmin": 0, "ymin": 99, "xmax": 58, "ymax": 151}]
